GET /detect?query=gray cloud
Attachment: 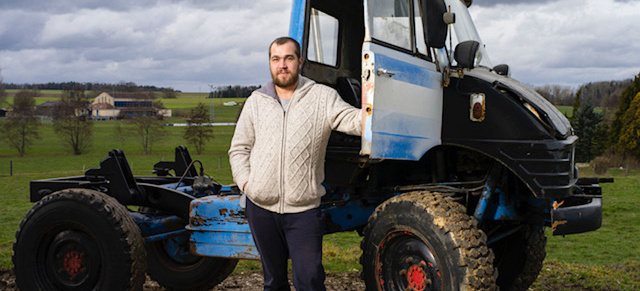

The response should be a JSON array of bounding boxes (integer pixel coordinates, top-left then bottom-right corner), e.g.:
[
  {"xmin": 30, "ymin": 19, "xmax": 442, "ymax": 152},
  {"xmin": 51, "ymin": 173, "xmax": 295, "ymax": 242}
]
[
  {"xmin": 469, "ymin": 0, "xmax": 640, "ymax": 87},
  {"xmin": 0, "ymin": 0, "xmax": 291, "ymax": 91},
  {"xmin": 1, "ymin": 0, "xmax": 638, "ymax": 91},
  {"xmin": 472, "ymin": 0, "xmax": 554, "ymax": 7}
]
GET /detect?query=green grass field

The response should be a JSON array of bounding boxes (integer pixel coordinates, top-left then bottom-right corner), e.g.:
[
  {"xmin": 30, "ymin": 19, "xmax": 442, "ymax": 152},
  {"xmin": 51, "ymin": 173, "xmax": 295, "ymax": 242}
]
[{"xmin": 0, "ymin": 94, "xmax": 639, "ymax": 289}]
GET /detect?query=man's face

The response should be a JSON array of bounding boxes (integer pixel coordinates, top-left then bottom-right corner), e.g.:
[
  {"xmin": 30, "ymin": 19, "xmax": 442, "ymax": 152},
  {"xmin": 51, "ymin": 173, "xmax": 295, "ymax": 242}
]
[{"xmin": 269, "ymin": 41, "xmax": 302, "ymax": 89}]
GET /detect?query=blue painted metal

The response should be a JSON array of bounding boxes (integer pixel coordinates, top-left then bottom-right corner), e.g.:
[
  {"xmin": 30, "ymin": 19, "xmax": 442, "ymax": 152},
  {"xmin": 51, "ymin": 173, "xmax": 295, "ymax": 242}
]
[
  {"xmin": 288, "ymin": 0, "xmax": 306, "ymax": 46},
  {"xmin": 371, "ymin": 130, "xmax": 439, "ymax": 161},
  {"xmin": 492, "ymin": 188, "xmax": 517, "ymax": 220},
  {"xmin": 373, "ymin": 52, "xmax": 441, "ymax": 88},
  {"xmin": 188, "ymin": 195, "xmax": 260, "ymax": 260},
  {"xmin": 323, "ymin": 200, "xmax": 377, "ymax": 233},
  {"xmin": 474, "ymin": 186, "xmax": 519, "ymax": 221},
  {"xmin": 160, "ymin": 182, "xmax": 187, "ymax": 189},
  {"xmin": 363, "ymin": 42, "xmax": 443, "ymax": 161},
  {"xmin": 219, "ymin": 185, "xmax": 234, "ymax": 192},
  {"xmin": 473, "ymin": 184, "xmax": 493, "ymax": 221},
  {"xmin": 130, "ymin": 212, "xmax": 186, "ymax": 239},
  {"xmin": 144, "ymin": 229, "xmax": 188, "ymax": 243},
  {"xmin": 159, "ymin": 234, "xmax": 199, "ymax": 264}
]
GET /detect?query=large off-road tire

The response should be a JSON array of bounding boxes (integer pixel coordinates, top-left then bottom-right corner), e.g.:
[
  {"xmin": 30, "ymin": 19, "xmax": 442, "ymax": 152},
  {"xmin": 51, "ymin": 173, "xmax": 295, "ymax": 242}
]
[
  {"xmin": 146, "ymin": 234, "xmax": 238, "ymax": 291},
  {"xmin": 12, "ymin": 188, "xmax": 146, "ymax": 291},
  {"xmin": 491, "ymin": 223, "xmax": 546, "ymax": 291},
  {"xmin": 360, "ymin": 191, "xmax": 497, "ymax": 291}
]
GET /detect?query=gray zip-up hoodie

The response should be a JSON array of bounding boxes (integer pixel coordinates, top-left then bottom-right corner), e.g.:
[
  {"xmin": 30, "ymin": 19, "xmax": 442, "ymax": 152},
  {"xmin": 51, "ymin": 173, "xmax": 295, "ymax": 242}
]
[{"xmin": 228, "ymin": 76, "xmax": 362, "ymax": 214}]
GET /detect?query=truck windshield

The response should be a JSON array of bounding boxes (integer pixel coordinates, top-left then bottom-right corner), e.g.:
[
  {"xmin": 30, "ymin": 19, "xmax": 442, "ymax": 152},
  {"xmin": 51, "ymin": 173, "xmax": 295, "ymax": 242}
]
[{"xmin": 436, "ymin": 0, "xmax": 492, "ymax": 68}]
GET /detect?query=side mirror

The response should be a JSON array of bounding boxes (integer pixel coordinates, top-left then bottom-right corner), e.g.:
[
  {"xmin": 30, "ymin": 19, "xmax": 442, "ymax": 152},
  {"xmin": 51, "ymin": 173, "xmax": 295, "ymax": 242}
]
[
  {"xmin": 493, "ymin": 64, "xmax": 511, "ymax": 77},
  {"xmin": 420, "ymin": 0, "xmax": 448, "ymax": 49},
  {"xmin": 454, "ymin": 40, "xmax": 480, "ymax": 69}
]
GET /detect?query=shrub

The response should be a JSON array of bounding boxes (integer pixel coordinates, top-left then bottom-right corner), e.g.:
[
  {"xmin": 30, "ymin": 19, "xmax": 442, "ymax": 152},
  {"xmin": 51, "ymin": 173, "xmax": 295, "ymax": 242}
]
[{"xmin": 592, "ymin": 156, "xmax": 612, "ymax": 175}]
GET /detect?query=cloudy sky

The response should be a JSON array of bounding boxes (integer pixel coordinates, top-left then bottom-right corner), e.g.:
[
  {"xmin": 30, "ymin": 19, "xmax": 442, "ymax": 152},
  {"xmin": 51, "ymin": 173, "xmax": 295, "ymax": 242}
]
[{"xmin": 1, "ymin": 0, "xmax": 639, "ymax": 92}]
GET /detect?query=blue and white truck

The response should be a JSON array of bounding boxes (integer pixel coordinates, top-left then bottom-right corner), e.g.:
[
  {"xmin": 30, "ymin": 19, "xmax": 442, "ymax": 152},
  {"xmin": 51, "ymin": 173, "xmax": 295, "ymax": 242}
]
[{"xmin": 13, "ymin": 0, "xmax": 608, "ymax": 290}]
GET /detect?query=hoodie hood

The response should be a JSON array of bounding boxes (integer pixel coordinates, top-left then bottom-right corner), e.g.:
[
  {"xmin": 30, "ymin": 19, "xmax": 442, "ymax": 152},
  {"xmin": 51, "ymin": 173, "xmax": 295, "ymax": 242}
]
[{"xmin": 256, "ymin": 76, "xmax": 316, "ymax": 101}]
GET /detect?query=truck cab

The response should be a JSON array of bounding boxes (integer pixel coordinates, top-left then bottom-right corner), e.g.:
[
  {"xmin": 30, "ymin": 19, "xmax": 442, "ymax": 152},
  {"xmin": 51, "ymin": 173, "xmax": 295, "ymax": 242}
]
[{"xmin": 289, "ymin": 0, "xmax": 604, "ymax": 289}]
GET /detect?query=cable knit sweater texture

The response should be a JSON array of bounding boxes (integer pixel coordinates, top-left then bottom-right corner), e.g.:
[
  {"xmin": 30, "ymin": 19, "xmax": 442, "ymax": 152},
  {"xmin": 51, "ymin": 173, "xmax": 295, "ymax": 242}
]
[{"xmin": 229, "ymin": 76, "xmax": 362, "ymax": 214}]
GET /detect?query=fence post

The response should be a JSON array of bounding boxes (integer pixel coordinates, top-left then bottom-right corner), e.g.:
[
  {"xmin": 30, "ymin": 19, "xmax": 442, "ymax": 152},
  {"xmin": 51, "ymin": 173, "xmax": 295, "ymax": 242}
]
[
  {"xmin": 219, "ymin": 156, "xmax": 222, "ymax": 169},
  {"xmin": 10, "ymin": 160, "xmax": 13, "ymax": 176}
]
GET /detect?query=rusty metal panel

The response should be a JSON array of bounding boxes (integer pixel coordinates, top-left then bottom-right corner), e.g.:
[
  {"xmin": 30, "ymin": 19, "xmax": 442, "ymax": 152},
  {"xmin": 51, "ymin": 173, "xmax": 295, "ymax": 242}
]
[{"xmin": 188, "ymin": 195, "xmax": 259, "ymax": 260}]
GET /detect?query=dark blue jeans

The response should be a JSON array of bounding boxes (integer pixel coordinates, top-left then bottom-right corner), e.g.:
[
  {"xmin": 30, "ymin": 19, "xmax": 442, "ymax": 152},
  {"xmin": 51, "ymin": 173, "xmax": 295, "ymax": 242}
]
[{"xmin": 245, "ymin": 199, "xmax": 326, "ymax": 291}]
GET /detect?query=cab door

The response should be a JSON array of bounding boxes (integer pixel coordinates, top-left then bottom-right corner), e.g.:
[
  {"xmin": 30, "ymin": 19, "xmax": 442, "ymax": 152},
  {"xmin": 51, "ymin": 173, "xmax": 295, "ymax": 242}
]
[{"xmin": 361, "ymin": 0, "xmax": 443, "ymax": 160}]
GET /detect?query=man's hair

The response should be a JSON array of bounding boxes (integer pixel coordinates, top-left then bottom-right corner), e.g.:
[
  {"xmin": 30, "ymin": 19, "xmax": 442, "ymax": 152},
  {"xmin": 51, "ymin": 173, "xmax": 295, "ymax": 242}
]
[{"xmin": 269, "ymin": 37, "xmax": 301, "ymax": 59}]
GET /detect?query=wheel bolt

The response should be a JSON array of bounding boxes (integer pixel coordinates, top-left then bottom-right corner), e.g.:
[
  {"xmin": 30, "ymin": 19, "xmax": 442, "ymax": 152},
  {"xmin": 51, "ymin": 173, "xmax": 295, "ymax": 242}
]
[{"xmin": 405, "ymin": 257, "xmax": 414, "ymax": 264}]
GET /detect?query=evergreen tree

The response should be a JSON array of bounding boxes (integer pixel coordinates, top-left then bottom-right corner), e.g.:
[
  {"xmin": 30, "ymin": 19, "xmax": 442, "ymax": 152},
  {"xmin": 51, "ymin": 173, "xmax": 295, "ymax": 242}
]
[
  {"xmin": 571, "ymin": 88, "xmax": 582, "ymax": 121},
  {"xmin": 572, "ymin": 100, "xmax": 604, "ymax": 162},
  {"xmin": 610, "ymin": 71, "xmax": 640, "ymax": 145},
  {"xmin": 0, "ymin": 69, "xmax": 7, "ymax": 107},
  {"xmin": 618, "ymin": 92, "xmax": 640, "ymax": 159}
]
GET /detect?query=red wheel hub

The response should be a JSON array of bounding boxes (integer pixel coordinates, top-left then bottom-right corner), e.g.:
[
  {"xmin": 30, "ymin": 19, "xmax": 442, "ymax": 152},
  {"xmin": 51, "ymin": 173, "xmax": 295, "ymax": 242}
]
[
  {"xmin": 407, "ymin": 264, "xmax": 428, "ymax": 290},
  {"xmin": 63, "ymin": 250, "xmax": 84, "ymax": 277}
]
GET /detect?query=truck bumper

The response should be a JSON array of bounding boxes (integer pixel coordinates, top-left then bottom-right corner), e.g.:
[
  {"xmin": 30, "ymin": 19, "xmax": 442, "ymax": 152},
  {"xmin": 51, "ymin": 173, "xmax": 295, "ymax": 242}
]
[{"xmin": 551, "ymin": 196, "xmax": 602, "ymax": 236}]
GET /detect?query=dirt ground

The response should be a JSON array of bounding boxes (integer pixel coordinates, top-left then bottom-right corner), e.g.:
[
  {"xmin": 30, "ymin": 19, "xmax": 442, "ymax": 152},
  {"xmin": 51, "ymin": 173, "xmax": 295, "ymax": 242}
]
[{"xmin": 0, "ymin": 269, "xmax": 366, "ymax": 291}]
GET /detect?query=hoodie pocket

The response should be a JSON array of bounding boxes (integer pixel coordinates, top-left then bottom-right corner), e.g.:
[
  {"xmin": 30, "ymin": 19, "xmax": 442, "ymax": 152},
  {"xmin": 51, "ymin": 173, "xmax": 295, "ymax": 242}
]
[
  {"xmin": 245, "ymin": 174, "xmax": 279, "ymax": 206},
  {"xmin": 284, "ymin": 176, "xmax": 322, "ymax": 206}
]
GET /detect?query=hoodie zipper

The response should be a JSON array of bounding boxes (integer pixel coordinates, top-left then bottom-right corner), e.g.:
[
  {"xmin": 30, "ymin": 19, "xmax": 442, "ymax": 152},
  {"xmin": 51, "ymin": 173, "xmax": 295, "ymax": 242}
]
[
  {"xmin": 279, "ymin": 92, "xmax": 299, "ymax": 213},
  {"xmin": 279, "ymin": 103, "xmax": 287, "ymax": 214}
]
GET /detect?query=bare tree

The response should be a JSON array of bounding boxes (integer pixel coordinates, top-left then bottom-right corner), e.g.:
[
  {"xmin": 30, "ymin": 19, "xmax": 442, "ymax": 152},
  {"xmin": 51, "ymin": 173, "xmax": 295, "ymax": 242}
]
[
  {"xmin": 125, "ymin": 96, "xmax": 166, "ymax": 155},
  {"xmin": 2, "ymin": 90, "xmax": 40, "ymax": 156},
  {"xmin": 534, "ymin": 84, "xmax": 575, "ymax": 106},
  {"xmin": 128, "ymin": 113, "xmax": 164, "ymax": 154},
  {"xmin": 184, "ymin": 103, "xmax": 214, "ymax": 154},
  {"xmin": 0, "ymin": 68, "xmax": 7, "ymax": 107},
  {"xmin": 53, "ymin": 84, "xmax": 93, "ymax": 155}
]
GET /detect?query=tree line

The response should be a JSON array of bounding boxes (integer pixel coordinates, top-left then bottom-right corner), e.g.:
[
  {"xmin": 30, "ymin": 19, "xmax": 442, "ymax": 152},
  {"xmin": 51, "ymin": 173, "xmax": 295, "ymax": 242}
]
[
  {"xmin": 2, "ymin": 81, "xmax": 261, "ymax": 99},
  {"xmin": 533, "ymin": 79, "xmax": 632, "ymax": 109},
  {"xmin": 3, "ymin": 81, "xmax": 176, "ymax": 93},
  {"xmin": 209, "ymin": 85, "xmax": 261, "ymax": 98}
]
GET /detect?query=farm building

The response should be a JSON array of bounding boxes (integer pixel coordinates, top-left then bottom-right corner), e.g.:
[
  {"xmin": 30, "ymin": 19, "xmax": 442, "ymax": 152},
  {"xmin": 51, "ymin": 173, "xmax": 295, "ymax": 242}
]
[
  {"xmin": 35, "ymin": 101, "xmax": 63, "ymax": 117},
  {"xmin": 90, "ymin": 92, "xmax": 171, "ymax": 120}
]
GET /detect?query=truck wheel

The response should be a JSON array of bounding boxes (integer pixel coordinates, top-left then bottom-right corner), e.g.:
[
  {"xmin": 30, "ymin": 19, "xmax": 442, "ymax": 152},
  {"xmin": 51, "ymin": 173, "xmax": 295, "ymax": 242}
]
[
  {"xmin": 146, "ymin": 234, "xmax": 238, "ymax": 291},
  {"xmin": 491, "ymin": 224, "xmax": 546, "ymax": 291},
  {"xmin": 12, "ymin": 188, "xmax": 146, "ymax": 291},
  {"xmin": 360, "ymin": 191, "xmax": 497, "ymax": 291}
]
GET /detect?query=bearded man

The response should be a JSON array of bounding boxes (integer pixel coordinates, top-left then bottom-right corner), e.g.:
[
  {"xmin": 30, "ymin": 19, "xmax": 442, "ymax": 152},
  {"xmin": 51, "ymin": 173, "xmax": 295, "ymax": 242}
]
[{"xmin": 228, "ymin": 37, "xmax": 362, "ymax": 291}]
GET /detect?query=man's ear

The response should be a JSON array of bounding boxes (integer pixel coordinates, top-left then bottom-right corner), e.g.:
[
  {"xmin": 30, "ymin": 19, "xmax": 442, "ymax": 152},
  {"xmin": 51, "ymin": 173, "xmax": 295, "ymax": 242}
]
[{"xmin": 298, "ymin": 57, "xmax": 303, "ymax": 69}]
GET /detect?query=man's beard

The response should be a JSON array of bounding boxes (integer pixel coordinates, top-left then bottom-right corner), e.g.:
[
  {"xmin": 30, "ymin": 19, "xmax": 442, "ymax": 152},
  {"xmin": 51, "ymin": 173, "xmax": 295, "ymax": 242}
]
[{"xmin": 272, "ymin": 69, "xmax": 299, "ymax": 88}]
